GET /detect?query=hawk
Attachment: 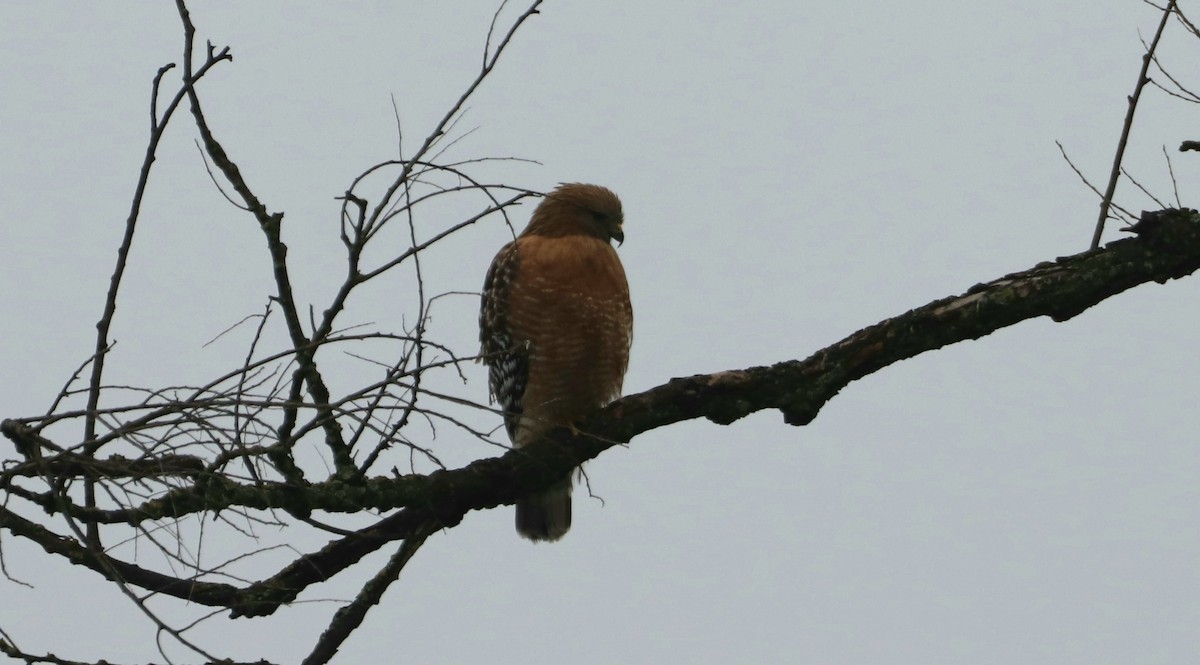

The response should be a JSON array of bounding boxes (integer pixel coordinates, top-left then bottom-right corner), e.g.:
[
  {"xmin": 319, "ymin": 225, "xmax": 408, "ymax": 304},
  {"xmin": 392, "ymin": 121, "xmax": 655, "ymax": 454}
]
[{"xmin": 480, "ymin": 183, "xmax": 633, "ymax": 542}]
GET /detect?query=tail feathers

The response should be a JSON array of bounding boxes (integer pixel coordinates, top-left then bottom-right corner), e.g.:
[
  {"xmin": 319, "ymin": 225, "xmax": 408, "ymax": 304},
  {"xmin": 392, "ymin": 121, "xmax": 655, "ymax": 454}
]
[{"xmin": 516, "ymin": 477, "xmax": 572, "ymax": 542}]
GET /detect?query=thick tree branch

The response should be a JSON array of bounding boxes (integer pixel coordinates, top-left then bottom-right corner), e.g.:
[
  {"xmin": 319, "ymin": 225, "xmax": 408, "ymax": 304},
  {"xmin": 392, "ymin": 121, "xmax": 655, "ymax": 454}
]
[
  {"xmin": 0, "ymin": 503, "xmax": 245, "ymax": 609},
  {"xmin": 5, "ymin": 209, "xmax": 1198, "ymax": 620},
  {"xmin": 0, "ymin": 635, "xmax": 273, "ymax": 665}
]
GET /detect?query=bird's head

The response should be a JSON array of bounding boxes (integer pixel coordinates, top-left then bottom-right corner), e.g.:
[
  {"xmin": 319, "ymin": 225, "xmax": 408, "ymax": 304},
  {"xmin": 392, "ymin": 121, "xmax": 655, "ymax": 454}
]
[{"xmin": 524, "ymin": 183, "xmax": 625, "ymax": 246}]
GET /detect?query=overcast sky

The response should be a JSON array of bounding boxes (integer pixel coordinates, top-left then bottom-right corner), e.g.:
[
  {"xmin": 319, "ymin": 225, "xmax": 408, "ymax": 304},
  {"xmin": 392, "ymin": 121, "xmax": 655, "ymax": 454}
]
[{"xmin": 2, "ymin": 2, "xmax": 1199, "ymax": 664}]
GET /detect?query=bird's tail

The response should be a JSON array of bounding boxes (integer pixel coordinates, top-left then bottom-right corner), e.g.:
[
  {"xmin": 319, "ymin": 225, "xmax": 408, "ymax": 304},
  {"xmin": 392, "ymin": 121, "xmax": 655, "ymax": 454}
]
[{"xmin": 516, "ymin": 476, "xmax": 572, "ymax": 542}]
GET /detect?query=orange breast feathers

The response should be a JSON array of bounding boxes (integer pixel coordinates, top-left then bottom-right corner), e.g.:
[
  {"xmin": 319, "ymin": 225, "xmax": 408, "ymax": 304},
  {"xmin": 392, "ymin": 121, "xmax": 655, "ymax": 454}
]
[{"xmin": 503, "ymin": 234, "xmax": 632, "ymax": 444}]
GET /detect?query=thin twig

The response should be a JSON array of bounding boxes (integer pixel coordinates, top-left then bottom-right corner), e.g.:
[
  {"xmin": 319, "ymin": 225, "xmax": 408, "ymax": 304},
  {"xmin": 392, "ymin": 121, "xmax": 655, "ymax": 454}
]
[
  {"xmin": 1120, "ymin": 166, "xmax": 1168, "ymax": 208},
  {"xmin": 1163, "ymin": 144, "xmax": 1182, "ymax": 206},
  {"xmin": 1056, "ymin": 141, "xmax": 1138, "ymax": 224},
  {"xmin": 1146, "ymin": 44, "xmax": 1200, "ymax": 102}
]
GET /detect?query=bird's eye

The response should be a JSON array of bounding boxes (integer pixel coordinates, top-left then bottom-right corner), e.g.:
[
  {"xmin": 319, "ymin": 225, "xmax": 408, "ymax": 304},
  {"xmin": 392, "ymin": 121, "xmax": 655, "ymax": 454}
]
[{"xmin": 590, "ymin": 211, "xmax": 608, "ymax": 224}]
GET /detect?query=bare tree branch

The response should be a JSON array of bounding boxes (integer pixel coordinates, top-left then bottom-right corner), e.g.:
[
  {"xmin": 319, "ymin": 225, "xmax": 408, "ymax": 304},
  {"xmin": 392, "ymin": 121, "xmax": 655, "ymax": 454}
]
[
  {"xmin": 8, "ymin": 1, "xmax": 1200, "ymax": 662},
  {"xmin": 6, "ymin": 208, "xmax": 1200, "ymax": 626},
  {"xmin": 300, "ymin": 521, "xmax": 435, "ymax": 665},
  {"xmin": 1092, "ymin": 0, "xmax": 1177, "ymax": 249}
]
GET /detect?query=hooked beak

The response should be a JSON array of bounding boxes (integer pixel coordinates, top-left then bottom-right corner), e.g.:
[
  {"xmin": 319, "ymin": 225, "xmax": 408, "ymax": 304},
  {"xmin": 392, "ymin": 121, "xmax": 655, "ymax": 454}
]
[{"xmin": 612, "ymin": 225, "xmax": 624, "ymax": 246}]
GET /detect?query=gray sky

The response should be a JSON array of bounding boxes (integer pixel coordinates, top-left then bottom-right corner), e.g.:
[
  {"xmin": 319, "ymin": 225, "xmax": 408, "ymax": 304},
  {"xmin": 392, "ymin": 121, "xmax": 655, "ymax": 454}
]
[{"xmin": 2, "ymin": 2, "xmax": 1199, "ymax": 663}]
